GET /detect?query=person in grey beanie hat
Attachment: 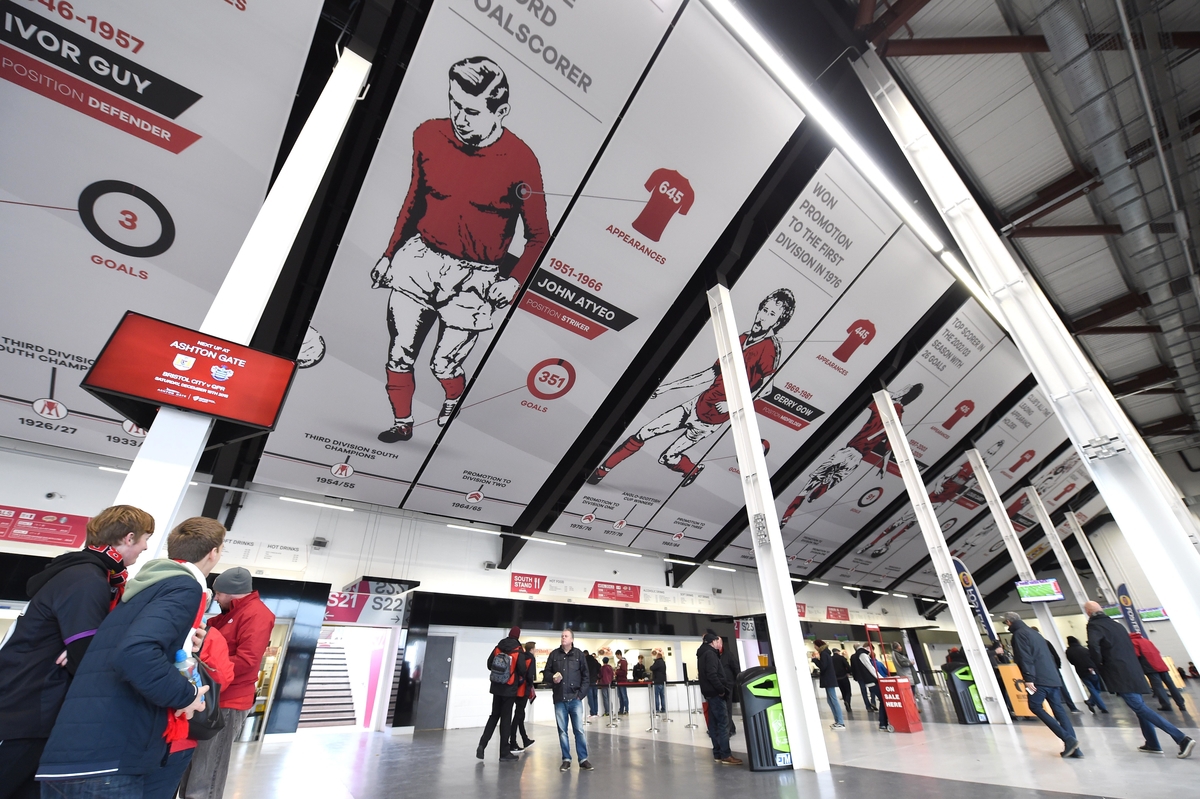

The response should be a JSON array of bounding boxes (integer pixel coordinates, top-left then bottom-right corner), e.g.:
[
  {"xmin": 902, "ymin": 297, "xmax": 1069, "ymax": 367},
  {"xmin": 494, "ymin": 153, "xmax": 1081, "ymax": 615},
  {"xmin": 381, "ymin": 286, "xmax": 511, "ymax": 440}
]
[{"xmin": 212, "ymin": 566, "xmax": 253, "ymax": 596}]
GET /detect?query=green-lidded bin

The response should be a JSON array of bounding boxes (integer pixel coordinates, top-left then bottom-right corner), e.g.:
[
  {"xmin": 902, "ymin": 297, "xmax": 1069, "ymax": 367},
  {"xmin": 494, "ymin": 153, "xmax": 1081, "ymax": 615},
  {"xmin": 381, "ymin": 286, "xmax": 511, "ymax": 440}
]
[
  {"xmin": 738, "ymin": 667, "xmax": 792, "ymax": 770},
  {"xmin": 941, "ymin": 663, "xmax": 988, "ymax": 724}
]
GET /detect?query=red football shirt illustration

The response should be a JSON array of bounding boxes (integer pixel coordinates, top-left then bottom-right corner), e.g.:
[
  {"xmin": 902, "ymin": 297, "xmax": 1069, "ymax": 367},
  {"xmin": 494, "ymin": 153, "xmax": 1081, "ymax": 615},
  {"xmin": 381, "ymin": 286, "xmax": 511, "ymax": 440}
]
[
  {"xmin": 943, "ymin": 399, "xmax": 975, "ymax": 430},
  {"xmin": 695, "ymin": 334, "xmax": 780, "ymax": 425},
  {"xmin": 832, "ymin": 319, "xmax": 876, "ymax": 362},
  {"xmin": 631, "ymin": 168, "xmax": 694, "ymax": 242}
]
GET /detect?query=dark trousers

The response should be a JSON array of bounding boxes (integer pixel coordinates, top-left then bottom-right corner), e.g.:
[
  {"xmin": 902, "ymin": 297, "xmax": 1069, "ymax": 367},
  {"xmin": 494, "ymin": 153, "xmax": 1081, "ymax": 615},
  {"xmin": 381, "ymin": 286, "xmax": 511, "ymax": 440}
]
[
  {"xmin": 1058, "ymin": 674, "xmax": 1078, "ymax": 711},
  {"xmin": 588, "ymin": 685, "xmax": 598, "ymax": 716},
  {"xmin": 509, "ymin": 696, "xmax": 532, "ymax": 747},
  {"xmin": 869, "ymin": 684, "xmax": 889, "ymax": 729},
  {"xmin": 1148, "ymin": 671, "xmax": 1186, "ymax": 710},
  {"xmin": 0, "ymin": 737, "xmax": 46, "ymax": 799},
  {"xmin": 478, "ymin": 695, "xmax": 516, "ymax": 756},
  {"xmin": 1120, "ymin": 692, "xmax": 1185, "ymax": 750},
  {"xmin": 39, "ymin": 776, "xmax": 141, "ymax": 798},
  {"xmin": 1082, "ymin": 673, "xmax": 1108, "ymax": 712},
  {"xmin": 705, "ymin": 695, "xmax": 732, "ymax": 760},
  {"xmin": 1028, "ymin": 686, "xmax": 1076, "ymax": 744},
  {"xmin": 858, "ymin": 681, "xmax": 874, "ymax": 709},
  {"xmin": 143, "ymin": 749, "xmax": 194, "ymax": 799},
  {"xmin": 837, "ymin": 678, "xmax": 852, "ymax": 708},
  {"xmin": 726, "ymin": 696, "xmax": 736, "ymax": 735}
]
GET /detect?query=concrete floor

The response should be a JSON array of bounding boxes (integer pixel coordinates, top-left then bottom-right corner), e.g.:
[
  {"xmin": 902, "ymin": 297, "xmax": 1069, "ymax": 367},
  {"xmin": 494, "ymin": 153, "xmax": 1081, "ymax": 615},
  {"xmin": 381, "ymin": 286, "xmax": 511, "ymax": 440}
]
[{"xmin": 226, "ymin": 684, "xmax": 1199, "ymax": 799}]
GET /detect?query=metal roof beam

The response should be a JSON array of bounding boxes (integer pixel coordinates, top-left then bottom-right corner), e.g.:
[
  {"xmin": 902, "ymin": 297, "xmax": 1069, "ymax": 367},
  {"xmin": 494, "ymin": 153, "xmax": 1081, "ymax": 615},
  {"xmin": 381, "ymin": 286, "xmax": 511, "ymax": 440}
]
[
  {"xmin": 1108, "ymin": 364, "xmax": 1178, "ymax": 395},
  {"xmin": 1069, "ymin": 291, "xmax": 1149, "ymax": 331},
  {"xmin": 1139, "ymin": 414, "xmax": 1196, "ymax": 437},
  {"xmin": 1008, "ymin": 225, "xmax": 1123, "ymax": 237},
  {"xmin": 880, "ymin": 32, "xmax": 1200, "ymax": 57},
  {"xmin": 1002, "ymin": 170, "xmax": 1101, "ymax": 230},
  {"xmin": 864, "ymin": 0, "xmax": 935, "ymax": 47}
]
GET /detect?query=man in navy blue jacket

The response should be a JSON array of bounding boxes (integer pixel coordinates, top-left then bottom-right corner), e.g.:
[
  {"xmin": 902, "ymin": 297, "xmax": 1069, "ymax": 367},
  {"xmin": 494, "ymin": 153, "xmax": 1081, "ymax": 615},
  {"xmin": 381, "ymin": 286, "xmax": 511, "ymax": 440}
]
[{"xmin": 36, "ymin": 517, "xmax": 226, "ymax": 797}]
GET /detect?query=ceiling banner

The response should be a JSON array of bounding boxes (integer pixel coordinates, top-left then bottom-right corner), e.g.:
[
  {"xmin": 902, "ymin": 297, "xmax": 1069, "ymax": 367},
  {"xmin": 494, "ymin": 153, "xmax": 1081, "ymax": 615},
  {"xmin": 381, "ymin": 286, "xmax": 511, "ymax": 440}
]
[
  {"xmin": 0, "ymin": 0, "xmax": 323, "ymax": 457},
  {"xmin": 399, "ymin": 2, "xmax": 805, "ymax": 522},
  {"xmin": 254, "ymin": 0, "xmax": 685, "ymax": 504}
]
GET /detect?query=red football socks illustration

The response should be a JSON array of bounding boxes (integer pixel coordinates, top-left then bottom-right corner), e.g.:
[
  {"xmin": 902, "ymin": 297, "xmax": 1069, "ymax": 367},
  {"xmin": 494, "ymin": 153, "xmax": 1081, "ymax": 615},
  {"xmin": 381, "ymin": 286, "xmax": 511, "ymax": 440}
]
[
  {"xmin": 670, "ymin": 455, "xmax": 699, "ymax": 475},
  {"xmin": 439, "ymin": 374, "xmax": 466, "ymax": 401},
  {"xmin": 385, "ymin": 369, "xmax": 416, "ymax": 420},
  {"xmin": 603, "ymin": 436, "xmax": 644, "ymax": 470}
]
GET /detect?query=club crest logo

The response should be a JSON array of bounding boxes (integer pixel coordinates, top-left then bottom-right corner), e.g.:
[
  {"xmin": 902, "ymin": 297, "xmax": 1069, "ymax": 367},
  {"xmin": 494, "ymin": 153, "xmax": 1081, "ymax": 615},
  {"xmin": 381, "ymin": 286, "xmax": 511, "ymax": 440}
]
[
  {"xmin": 173, "ymin": 354, "xmax": 195, "ymax": 371},
  {"xmin": 210, "ymin": 365, "xmax": 234, "ymax": 381}
]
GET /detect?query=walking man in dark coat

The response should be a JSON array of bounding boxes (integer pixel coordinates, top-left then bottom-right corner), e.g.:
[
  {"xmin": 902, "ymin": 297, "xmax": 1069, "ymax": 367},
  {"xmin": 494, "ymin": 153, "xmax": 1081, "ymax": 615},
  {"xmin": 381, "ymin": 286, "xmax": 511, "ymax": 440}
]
[{"xmin": 1002, "ymin": 612, "xmax": 1081, "ymax": 758}]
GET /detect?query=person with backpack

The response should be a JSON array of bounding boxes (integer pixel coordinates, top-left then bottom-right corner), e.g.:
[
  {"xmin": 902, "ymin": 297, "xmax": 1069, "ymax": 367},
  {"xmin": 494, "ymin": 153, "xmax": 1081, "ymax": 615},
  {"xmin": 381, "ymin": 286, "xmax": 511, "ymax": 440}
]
[
  {"xmin": 0, "ymin": 505, "xmax": 154, "ymax": 799},
  {"xmin": 508, "ymin": 642, "xmax": 537, "ymax": 753},
  {"xmin": 476, "ymin": 626, "xmax": 523, "ymax": 762}
]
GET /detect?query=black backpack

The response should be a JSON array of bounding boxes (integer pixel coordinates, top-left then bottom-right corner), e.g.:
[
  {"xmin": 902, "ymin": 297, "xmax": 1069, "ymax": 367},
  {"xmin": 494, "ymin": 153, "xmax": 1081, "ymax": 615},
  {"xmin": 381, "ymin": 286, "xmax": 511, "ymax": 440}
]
[
  {"xmin": 489, "ymin": 646, "xmax": 518, "ymax": 685},
  {"xmin": 187, "ymin": 658, "xmax": 226, "ymax": 740}
]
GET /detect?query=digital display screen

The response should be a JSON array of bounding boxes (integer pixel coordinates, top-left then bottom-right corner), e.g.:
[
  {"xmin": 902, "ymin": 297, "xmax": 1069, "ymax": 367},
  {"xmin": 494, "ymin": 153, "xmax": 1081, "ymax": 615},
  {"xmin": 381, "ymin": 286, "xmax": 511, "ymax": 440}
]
[
  {"xmin": 82, "ymin": 312, "xmax": 296, "ymax": 429},
  {"xmin": 1015, "ymin": 578, "xmax": 1064, "ymax": 603}
]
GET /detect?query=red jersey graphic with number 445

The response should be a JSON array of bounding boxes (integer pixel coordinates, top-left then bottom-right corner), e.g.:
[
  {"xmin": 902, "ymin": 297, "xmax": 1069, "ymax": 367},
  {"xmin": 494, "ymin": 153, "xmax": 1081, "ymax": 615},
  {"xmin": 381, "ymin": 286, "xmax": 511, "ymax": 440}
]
[
  {"xmin": 832, "ymin": 319, "xmax": 876, "ymax": 362},
  {"xmin": 632, "ymin": 168, "xmax": 694, "ymax": 242}
]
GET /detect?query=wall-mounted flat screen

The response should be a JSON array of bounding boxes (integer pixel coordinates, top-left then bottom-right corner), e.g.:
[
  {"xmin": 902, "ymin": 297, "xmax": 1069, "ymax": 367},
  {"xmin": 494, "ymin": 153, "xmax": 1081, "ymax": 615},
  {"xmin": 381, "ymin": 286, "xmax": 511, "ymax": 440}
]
[
  {"xmin": 1015, "ymin": 578, "xmax": 1064, "ymax": 603},
  {"xmin": 82, "ymin": 312, "xmax": 295, "ymax": 430}
]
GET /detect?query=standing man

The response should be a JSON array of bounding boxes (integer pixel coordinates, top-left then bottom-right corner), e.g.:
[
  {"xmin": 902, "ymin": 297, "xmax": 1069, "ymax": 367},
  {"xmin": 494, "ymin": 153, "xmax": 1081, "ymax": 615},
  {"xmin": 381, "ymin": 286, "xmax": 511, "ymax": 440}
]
[
  {"xmin": 632, "ymin": 655, "xmax": 647, "ymax": 683},
  {"xmin": 1002, "ymin": 613, "xmax": 1081, "ymax": 758},
  {"xmin": 545, "ymin": 629, "xmax": 592, "ymax": 772},
  {"xmin": 181, "ymin": 567, "xmax": 276, "ymax": 799},
  {"xmin": 814, "ymin": 641, "xmax": 845, "ymax": 729},
  {"xmin": 832, "ymin": 647, "xmax": 853, "ymax": 712},
  {"xmin": 508, "ymin": 642, "xmax": 537, "ymax": 753},
  {"xmin": 698, "ymin": 632, "xmax": 742, "ymax": 765},
  {"xmin": 1065, "ymin": 635, "xmax": 1108, "ymax": 714},
  {"xmin": 890, "ymin": 640, "xmax": 923, "ymax": 698},
  {"xmin": 614, "ymin": 650, "xmax": 629, "ymax": 715},
  {"xmin": 1130, "ymin": 632, "xmax": 1187, "ymax": 712},
  {"xmin": 35, "ymin": 518, "xmax": 224, "ymax": 794},
  {"xmin": 850, "ymin": 644, "xmax": 879, "ymax": 712},
  {"xmin": 650, "ymin": 650, "xmax": 667, "ymax": 715},
  {"xmin": 372, "ymin": 56, "xmax": 549, "ymax": 441},
  {"xmin": 585, "ymin": 650, "xmax": 601, "ymax": 720},
  {"xmin": 590, "ymin": 290, "xmax": 795, "ymax": 488},
  {"xmin": 1086, "ymin": 601, "xmax": 1194, "ymax": 757},
  {"xmin": 720, "ymin": 638, "xmax": 740, "ymax": 736},
  {"xmin": 477, "ymin": 626, "xmax": 523, "ymax": 762},
  {"xmin": 0, "ymin": 505, "xmax": 154, "ymax": 799}
]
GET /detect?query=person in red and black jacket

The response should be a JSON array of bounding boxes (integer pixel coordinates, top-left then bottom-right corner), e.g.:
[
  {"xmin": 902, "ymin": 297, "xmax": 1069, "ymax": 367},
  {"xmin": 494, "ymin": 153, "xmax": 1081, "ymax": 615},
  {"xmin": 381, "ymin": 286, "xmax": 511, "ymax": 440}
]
[
  {"xmin": 0, "ymin": 505, "xmax": 154, "ymax": 799},
  {"xmin": 477, "ymin": 627, "xmax": 523, "ymax": 762},
  {"xmin": 508, "ymin": 642, "xmax": 537, "ymax": 753},
  {"xmin": 180, "ymin": 568, "xmax": 275, "ymax": 799}
]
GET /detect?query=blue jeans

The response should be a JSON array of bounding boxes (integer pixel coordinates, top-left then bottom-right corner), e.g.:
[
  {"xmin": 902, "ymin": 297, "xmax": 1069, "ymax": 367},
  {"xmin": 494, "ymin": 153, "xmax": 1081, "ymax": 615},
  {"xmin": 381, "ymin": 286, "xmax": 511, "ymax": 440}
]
[
  {"xmin": 870, "ymin": 684, "xmax": 889, "ymax": 729},
  {"xmin": 1028, "ymin": 686, "xmax": 1076, "ymax": 744},
  {"xmin": 825, "ymin": 687, "xmax": 844, "ymax": 725},
  {"xmin": 653, "ymin": 683, "xmax": 666, "ymax": 713},
  {"xmin": 600, "ymin": 685, "xmax": 611, "ymax": 714},
  {"xmin": 40, "ymin": 775, "xmax": 142, "ymax": 798},
  {"xmin": 588, "ymin": 685, "xmax": 598, "ymax": 716},
  {"xmin": 617, "ymin": 685, "xmax": 628, "ymax": 713},
  {"xmin": 554, "ymin": 699, "xmax": 589, "ymax": 762},
  {"xmin": 142, "ymin": 749, "xmax": 193, "ymax": 799},
  {"xmin": 705, "ymin": 694, "xmax": 732, "ymax": 759},
  {"xmin": 1082, "ymin": 673, "xmax": 1108, "ymax": 712},
  {"xmin": 1120, "ymin": 692, "xmax": 1185, "ymax": 750}
]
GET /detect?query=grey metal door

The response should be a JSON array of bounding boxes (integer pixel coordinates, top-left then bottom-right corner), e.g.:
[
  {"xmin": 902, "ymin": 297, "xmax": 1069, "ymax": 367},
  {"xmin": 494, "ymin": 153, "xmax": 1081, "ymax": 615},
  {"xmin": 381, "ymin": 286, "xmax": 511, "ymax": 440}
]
[{"xmin": 414, "ymin": 636, "xmax": 454, "ymax": 731}]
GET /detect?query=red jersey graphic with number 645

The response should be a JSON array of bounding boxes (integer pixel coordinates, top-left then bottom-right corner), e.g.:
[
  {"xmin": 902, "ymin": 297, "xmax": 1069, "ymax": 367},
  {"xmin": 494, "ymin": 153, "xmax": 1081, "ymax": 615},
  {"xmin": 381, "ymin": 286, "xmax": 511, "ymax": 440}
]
[
  {"xmin": 832, "ymin": 319, "xmax": 876, "ymax": 362},
  {"xmin": 632, "ymin": 168, "xmax": 694, "ymax": 242}
]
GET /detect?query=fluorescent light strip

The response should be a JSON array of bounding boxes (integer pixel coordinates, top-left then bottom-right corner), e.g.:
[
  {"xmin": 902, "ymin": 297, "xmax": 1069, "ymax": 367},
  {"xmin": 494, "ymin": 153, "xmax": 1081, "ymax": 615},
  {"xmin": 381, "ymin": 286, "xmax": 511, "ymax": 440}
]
[
  {"xmin": 808, "ymin": 580, "xmax": 829, "ymax": 587},
  {"xmin": 518, "ymin": 535, "xmax": 566, "ymax": 546},
  {"xmin": 872, "ymin": 590, "xmax": 889, "ymax": 595},
  {"xmin": 842, "ymin": 585, "xmax": 859, "ymax": 591},
  {"xmin": 447, "ymin": 524, "xmax": 501, "ymax": 536},
  {"xmin": 664, "ymin": 558, "xmax": 698, "ymax": 566},
  {"xmin": 701, "ymin": 0, "xmax": 1000, "ymax": 321},
  {"xmin": 892, "ymin": 593, "xmax": 909, "ymax": 598},
  {"xmin": 606, "ymin": 549, "xmax": 642, "ymax": 558},
  {"xmin": 279, "ymin": 496, "xmax": 353, "ymax": 512},
  {"xmin": 708, "ymin": 565, "xmax": 736, "ymax": 572}
]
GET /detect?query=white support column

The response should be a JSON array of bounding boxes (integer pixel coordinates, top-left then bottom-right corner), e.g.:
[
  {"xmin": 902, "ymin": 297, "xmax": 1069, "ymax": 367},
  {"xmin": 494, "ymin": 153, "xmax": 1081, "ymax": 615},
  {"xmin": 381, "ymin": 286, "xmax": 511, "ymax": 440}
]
[
  {"xmin": 708, "ymin": 285, "xmax": 829, "ymax": 772},
  {"xmin": 118, "ymin": 49, "xmax": 373, "ymax": 563},
  {"xmin": 1065, "ymin": 511, "xmax": 1117, "ymax": 604},
  {"xmin": 854, "ymin": 49, "xmax": 1200, "ymax": 671},
  {"xmin": 879, "ymin": 402, "xmax": 1009, "ymax": 724},
  {"xmin": 966, "ymin": 449, "xmax": 1086, "ymax": 702},
  {"xmin": 1025, "ymin": 488, "xmax": 1089, "ymax": 613}
]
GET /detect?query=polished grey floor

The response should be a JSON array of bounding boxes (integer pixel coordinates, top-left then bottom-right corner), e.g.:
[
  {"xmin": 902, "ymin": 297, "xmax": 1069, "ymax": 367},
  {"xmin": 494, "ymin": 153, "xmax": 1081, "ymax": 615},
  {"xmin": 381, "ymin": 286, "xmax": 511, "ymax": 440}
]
[{"xmin": 226, "ymin": 723, "xmax": 1110, "ymax": 799}]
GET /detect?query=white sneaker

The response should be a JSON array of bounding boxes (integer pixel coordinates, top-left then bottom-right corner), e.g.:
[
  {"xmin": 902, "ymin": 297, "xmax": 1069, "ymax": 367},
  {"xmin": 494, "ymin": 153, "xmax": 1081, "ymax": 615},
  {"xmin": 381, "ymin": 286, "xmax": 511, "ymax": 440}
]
[
  {"xmin": 830, "ymin": 723, "xmax": 846, "ymax": 729},
  {"xmin": 438, "ymin": 398, "xmax": 458, "ymax": 427}
]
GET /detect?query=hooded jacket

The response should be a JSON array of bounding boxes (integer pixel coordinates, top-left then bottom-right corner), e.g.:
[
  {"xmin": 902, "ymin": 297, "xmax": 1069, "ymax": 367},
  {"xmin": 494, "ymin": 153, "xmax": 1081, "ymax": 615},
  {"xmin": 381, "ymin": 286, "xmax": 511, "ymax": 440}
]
[
  {"xmin": 816, "ymin": 646, "xmax": 839, "ymax": 689},
  {"xmin": 205, "ymin": 591, "xmax": 275, "ymax": 710},
  {"xmin": 851, "ymin": 647, "xmax": 878, "ymax": 685},
  {"xmin": 1087, "ymin": 612, "xmax": 1149, "ymax": 694},
  {"xmin": 0, "ymin": 549, "xmax": 124, "ymax": 739},
  {"xmin": 697, "ymin": 641, "xmax": 729, "ymax": 698},
  {"xmin": 1129, "ymin": 633, "xmax": 1170, "ymax": 674},
  {"xmin": 486, "ymin": 635, "xmax": 524, "ymax": 697},
  {"xmin": 37, "ymin": 560, "xmax": 206, "ymax": 780},
  {"xmin": 1008, "ymin": 619, "xmax": 1062, "ymax": 687},
  {"xmin": 1064, "ymin": 642, "xmax": 1099, "ymax": 681},
  {"xmin": 650, "ymin": 656, "xmax": 667, "ymax": 685}
]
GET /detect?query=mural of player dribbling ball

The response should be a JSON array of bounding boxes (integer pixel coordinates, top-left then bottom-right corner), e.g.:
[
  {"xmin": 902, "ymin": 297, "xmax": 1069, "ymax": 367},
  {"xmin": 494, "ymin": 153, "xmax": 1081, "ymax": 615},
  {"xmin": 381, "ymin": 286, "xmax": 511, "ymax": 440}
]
[
  {"xmin": 371, "ymin": 57, "xmax": 549, "ymax": 443},
  {"xmin": 588, "ymin": 288, "xmax": 796, "ymax": 488}
]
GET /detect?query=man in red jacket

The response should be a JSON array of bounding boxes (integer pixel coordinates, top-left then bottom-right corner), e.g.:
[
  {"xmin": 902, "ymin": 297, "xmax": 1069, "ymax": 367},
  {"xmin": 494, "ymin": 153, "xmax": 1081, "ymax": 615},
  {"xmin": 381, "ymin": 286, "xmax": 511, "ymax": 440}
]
[
  {"xmin": 180, "ymin": 567, "xmax": 274, "ymax": 799},
  {"xmin": 1131, "ymin": 632, "xmax": 1187, "ymax": 712}
]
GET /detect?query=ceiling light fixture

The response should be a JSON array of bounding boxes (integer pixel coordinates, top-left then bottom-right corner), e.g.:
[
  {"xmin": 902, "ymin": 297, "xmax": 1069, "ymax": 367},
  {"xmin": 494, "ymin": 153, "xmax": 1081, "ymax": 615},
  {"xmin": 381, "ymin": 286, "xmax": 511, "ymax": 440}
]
[
  {"xmin": 279, "ymin": 496, "xmax": 353, "ymax": 512},
  {"xmin": 708, "ymin": 565, "xmax": 736, "ymax": 572},
  {"xmin": 808, "ymin": 580, "xmax": 829, "ymax": 587},
  {"xmin": 842, "ymin": 585, "xmax": 859, "ymax": 591},
  {"xmin": 518, "ymin": 535, "xmax": 566, "ymax": 546},
  {"xmin": 700, "ymin": 0, "xmax": 1002, "ymax": 324},
  {"xmin": 606, "ymin": 549, "xmax": 642, "ymax": 558},
  {"xmin": 98, "ymin": 466, "xmax": 129, "ymax": 474},
  {"xmin": 892, "ymin": 593, "xmax": 909, "ymax": 598},
  {"xmin": 447, "ymin": 524, "xmax": 501, "ymax": 536},
  {"xmin": 872, "ymin": 589, "xmax": 889, "ymax": 595},
  {"xmin": 664, "ymin": 558, "xmax": 698, "ymax": 566}
]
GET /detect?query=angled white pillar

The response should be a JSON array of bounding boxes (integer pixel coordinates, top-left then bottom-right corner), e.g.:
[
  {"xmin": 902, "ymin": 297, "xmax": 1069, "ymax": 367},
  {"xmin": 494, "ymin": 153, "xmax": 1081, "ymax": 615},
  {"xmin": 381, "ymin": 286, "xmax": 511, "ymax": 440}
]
[
  {"xmin": 1065, "ymin": 511, "xmax": 1118, "ymax": 604},
  {"xmin": 117, "ymin": 49, "xmax": 373, "ymax": 565},
  {"xmin": 966, "ymin": 449, "xmax": 1086, "ymax": 703},
  {"xmin": 880, "ymin": 403, "xmax": 1009, "ymax": 724},
  {"xmin": 708, "ymin": 285, "xmax": 829, "ymax": 771},
  {"xmin": 854, "ymin": 49, "xmax": 1200, "ymax": 671},
  {"xmin": 1025, "ymin": 488, "xmax": 1088, "ymax": 613}
]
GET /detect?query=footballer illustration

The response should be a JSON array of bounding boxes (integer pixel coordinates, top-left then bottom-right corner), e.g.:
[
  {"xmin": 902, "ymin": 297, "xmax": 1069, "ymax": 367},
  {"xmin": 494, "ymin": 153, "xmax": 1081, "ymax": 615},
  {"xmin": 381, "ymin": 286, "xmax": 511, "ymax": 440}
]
[
  {"xmin": 588, "ymin": 289, "xmax": 796, "ymax": 487},
  {"xmin": 371, "ymin": 56, "xmax": 549, "ymax": 443},
  {"xmin": 778, "ymin": 382, "xmax": 924, "ymax": 529}
]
